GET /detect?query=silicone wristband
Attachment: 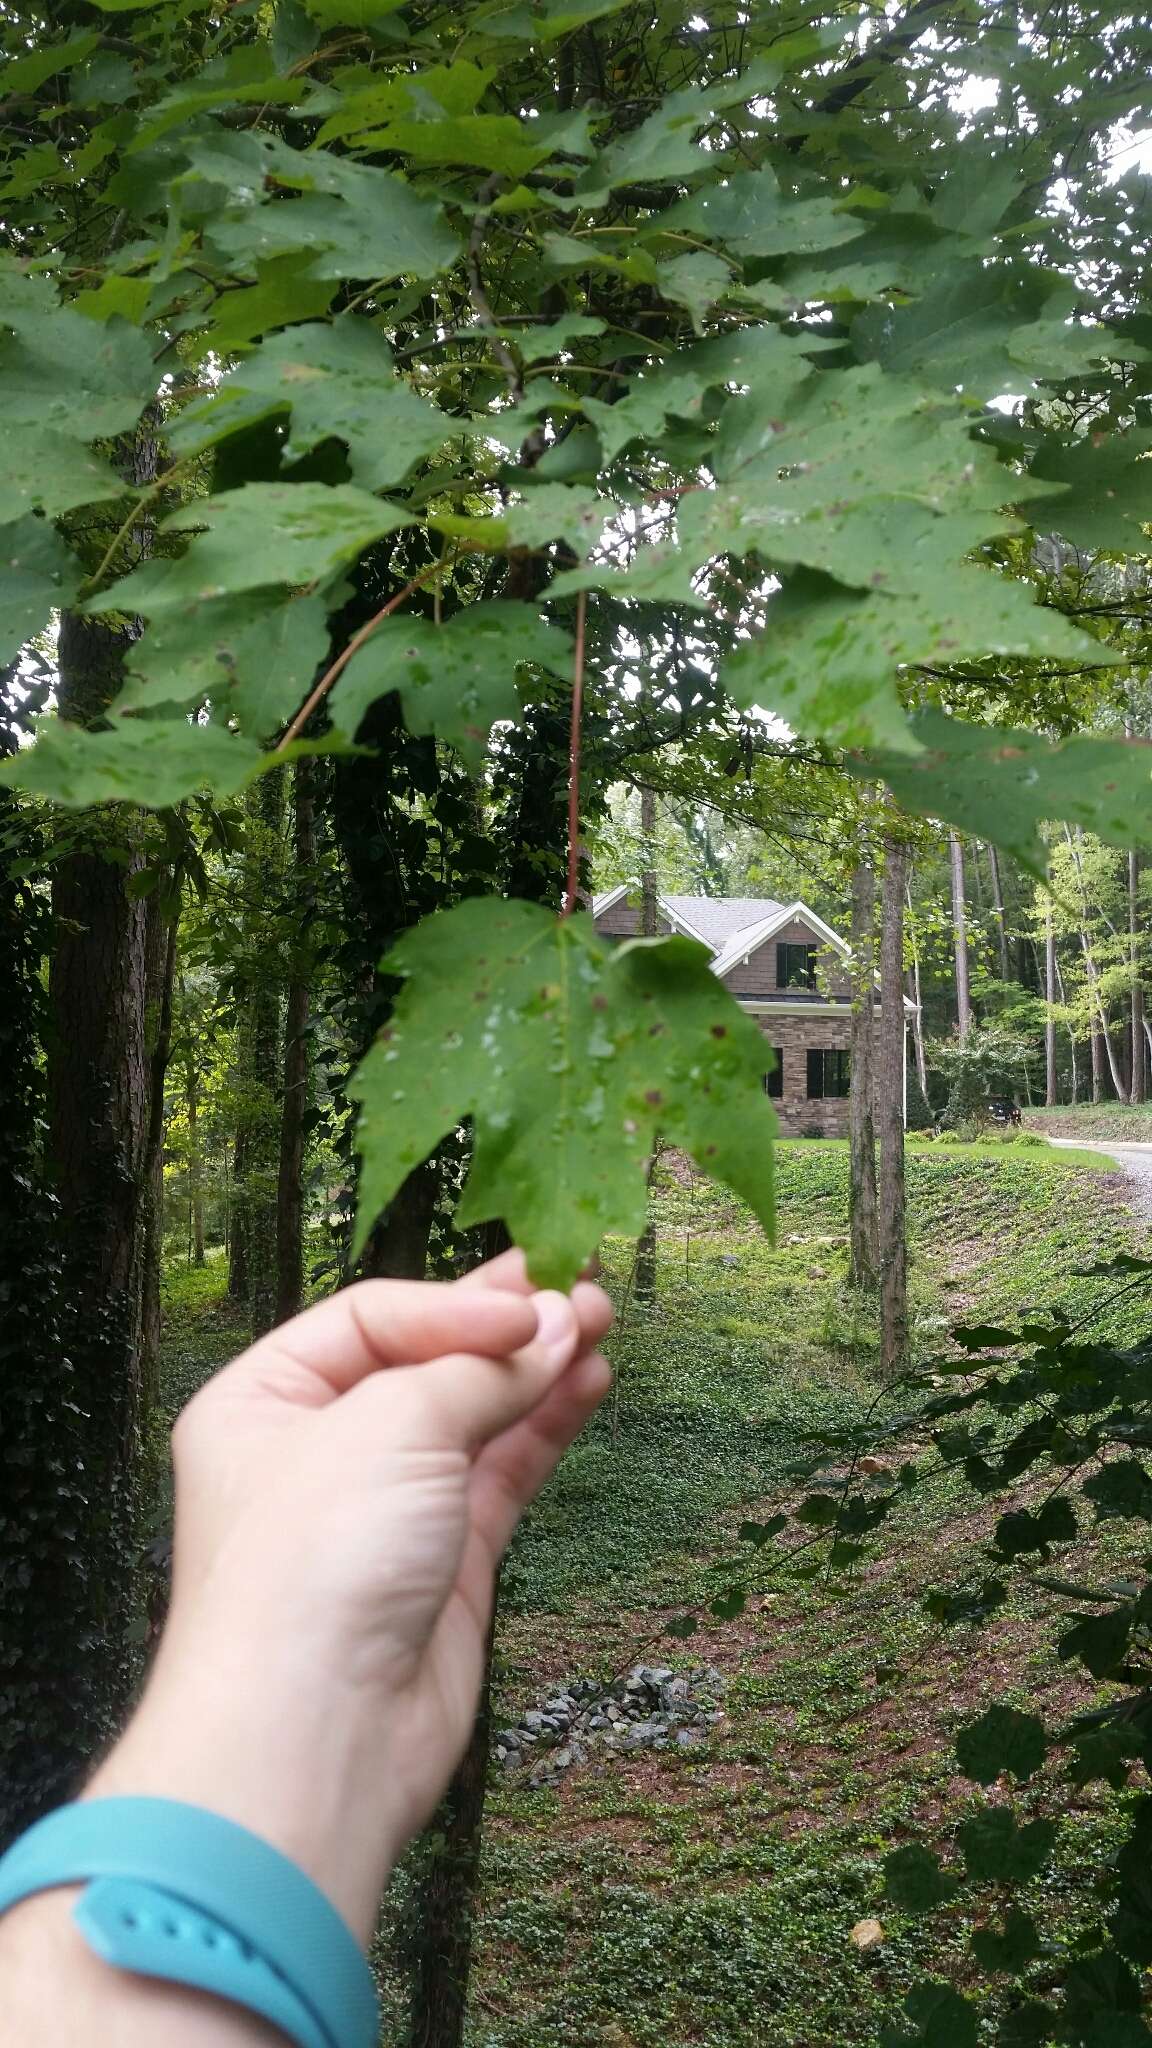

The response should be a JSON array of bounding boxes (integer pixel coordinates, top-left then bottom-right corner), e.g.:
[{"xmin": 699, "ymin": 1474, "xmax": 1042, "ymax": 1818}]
[{"xmin": 0, "ymin": 1798, "xmax": 378, "ymax": 2048}]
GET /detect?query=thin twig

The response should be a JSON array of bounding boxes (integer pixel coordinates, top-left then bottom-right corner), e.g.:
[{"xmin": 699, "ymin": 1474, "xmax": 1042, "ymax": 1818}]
[
  {"xmin": 562, "ymin": 590, "xmax": 587, "ymax": 916},
  {"xmin": 275, "ymin": 560, "xmax": 443, "ymax": 751},
  {"xmin": 466, "ymin": 172, "xmax": 523, "ymax": 402}
]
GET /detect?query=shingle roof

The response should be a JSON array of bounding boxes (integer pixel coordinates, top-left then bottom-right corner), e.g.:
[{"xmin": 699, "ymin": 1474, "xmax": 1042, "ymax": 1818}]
[{"xmin": 661, "ymin": 896, "xmax": 784, "ymax": 949}]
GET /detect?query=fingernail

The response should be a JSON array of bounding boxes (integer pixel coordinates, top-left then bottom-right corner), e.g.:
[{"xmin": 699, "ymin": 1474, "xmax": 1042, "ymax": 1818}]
[{"xmin": 532, "ymin": 1290, "xmax": 575, "ymax": 1365}]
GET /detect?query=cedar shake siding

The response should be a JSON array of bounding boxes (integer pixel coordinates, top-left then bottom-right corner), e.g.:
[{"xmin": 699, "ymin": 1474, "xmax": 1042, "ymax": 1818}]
[{"xmin": 591, "ymin": 886, "xmax": 905, "ymax": 1139}]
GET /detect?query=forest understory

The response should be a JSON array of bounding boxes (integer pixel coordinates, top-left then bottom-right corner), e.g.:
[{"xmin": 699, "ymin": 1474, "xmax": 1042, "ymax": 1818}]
[{"xmin": 159, "ymin": 1144, "xmax": 1152, "ymax": 2047}]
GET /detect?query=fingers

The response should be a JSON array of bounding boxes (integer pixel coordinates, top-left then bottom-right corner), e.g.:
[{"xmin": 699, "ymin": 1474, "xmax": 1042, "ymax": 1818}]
[
  {"xmin": 339, "ymin": 1291, "xmax": 585, "ymax": 1454},
  {"xmin": 223, "ymin": 1280, "xmax": 540, "ymax": 1407},
  {"xmin": 457, "ymin": 1251, "xmax": 614, "ymax": 1354},
  {"xmin": 469, "ymin": 1349, "xmax": 613, "ymax": 1556}
]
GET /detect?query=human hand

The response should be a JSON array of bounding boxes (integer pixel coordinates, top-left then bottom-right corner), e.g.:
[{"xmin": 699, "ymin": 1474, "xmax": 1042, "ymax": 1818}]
[{"xmin": 88, "ymin": 1254, "xmax": 613, "ymax": 1938}]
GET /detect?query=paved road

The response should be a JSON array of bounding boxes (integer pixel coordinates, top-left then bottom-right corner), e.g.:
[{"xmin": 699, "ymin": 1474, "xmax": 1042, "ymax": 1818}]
[{"xmin": 1046, "ymin": 1135, "xmax": 1152, "ymax": 1222}]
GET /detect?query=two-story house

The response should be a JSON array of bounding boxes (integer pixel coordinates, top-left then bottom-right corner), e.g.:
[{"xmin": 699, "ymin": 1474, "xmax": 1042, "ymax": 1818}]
[{"xmin": 592, "ymin": 884, "xmax": 907, "ymax": 1137}]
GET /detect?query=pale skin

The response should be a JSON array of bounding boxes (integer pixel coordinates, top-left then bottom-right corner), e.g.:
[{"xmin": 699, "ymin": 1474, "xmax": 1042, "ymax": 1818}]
[{"xmin": 0, "ymin": 1250, "xmax": 615, "ymax": 2045}]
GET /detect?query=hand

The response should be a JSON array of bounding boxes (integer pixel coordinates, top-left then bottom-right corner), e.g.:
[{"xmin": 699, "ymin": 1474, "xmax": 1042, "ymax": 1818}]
[{"xmin": 88, "ymin": 1253, "xmax": 613, "ymax": 1938}]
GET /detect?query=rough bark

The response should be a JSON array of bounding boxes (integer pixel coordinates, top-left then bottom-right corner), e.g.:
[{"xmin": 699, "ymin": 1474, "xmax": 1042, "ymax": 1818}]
[
  {"xmin": 45, "ymin": 607, "xmax": 153, "ymax": 1758},
  {"xmin": 275, "ymin": 761, "xmax": 315, "ymax": 1325},
  {"xmin": 1045, "ymin": 902, "xmax": 1058, "ymax": 1107},
  {"xmin": 633, "ymin": 784, "xmax": 659, "ymax": 1302},
  {"xmin": 140, "ymin": 900, "xmax": 178, "ymax": 1409},
  {"xmin": 228, "ymin": 1129, "xmax": 249, "ymax": 1302},
  {"xmin": 409, "ymin": 1612, "xmax": 498, "ymax": 2048},
  {"xmin": 949, "ymin": 831, "xmax": 972, "ymax": 1043},
  {"xmin": 848, "ymin": 858, "xmax": 879, "ymax": 1290},
  {"xmin": 878, "ymin": 838, "xmax": 908, "ymax": 1377}
]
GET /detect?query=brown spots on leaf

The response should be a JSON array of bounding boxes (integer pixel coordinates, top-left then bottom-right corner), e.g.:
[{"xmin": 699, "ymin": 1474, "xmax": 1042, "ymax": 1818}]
[
  {"xmin": 649, "ymin": 1021, "xmax": 666, "ymax": 1037},
  {"xmin": 592, "ymin": 994, "xmax": 608, "ymax": 1012},
  {"xmin": 645, "ymin": 1089, "xmax": 663, "ymax": 1107},
  {"xmin": 711, "ymin": 1024, "xmax": 727, "ymax": 1039},
  {"xmin": 473, "ymin": 986, "xmax": 490, "ymax": 1001}
]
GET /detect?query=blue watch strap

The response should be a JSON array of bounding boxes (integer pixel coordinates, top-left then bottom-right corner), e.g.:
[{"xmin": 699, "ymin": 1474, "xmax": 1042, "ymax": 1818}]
[
  {"xmin": 76, "ymin": 1877, "xmax": 330, "ymax": 2048},
  {"xmin": 0, "ymin": 1799, "xmax": 378, "ymax": 2048}
]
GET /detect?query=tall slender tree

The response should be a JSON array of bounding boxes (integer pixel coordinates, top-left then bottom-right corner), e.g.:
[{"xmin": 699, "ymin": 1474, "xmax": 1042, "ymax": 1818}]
[
  {"xmin": 848, "ymin": 855, "xmax": 879, "ymax": 1290},
  {"xmin": 949, "ymin": 832, "xmax": 972, "ymax": 1044},
  {"xmin": 879, "ymin": 838, "xmax": 908, "ymax": 1376}
]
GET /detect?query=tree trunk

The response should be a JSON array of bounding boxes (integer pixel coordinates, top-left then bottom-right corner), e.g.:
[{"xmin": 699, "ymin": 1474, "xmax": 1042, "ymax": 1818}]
[
  {"xmin": 633, "ymin": 784, "xmax": 658, "ymax": 1301},
  {"xmin": 186, "ymin": 1048, "xmax": 205, "ymax": 1267},
  {"xmin": 1065, "ymin": 827, "xmax": 1127, "ymax": 1103},
  {"xmin": 237, "ymin": 772, "xmax": 285, "ymax": 1337},
  {"xmin": 949, "ymin": 832, "xmax": 972, "ymax": 1043},
  {"xmin": 848, "ymin": 858, "xmax": 879, "ymax": 1290},
  {"xmin": 1131, "ymin": 848, "xmax": 1145, "ymax": 1104},
  {"xmin": 1045, "ymin": 901, "xmax": 1058, "ymax": 1107},
  {"xmin": 139, "ymin": 900, "xmax": 179, "ymax": 1409},
  {"xmin": 904, "ymin": 877, "xmax": 930, "ymax": 1113},
  {"xmin": 987, "ymin": 842, "xmax": 1010, "ymax": 981},
  {"xmin": 45, "ymin": 608, "xmax": 153, "ymax": 1762},
  {"xmin": 228, "ymin": 1130, "xmax": 249, "ymax": 1302},
  {"xmin": 275, "ymin": 761, "xmax": 315, "ymax": 1325},
  {"xmin": 0, "ymin": 735, "xmax": 100, "ymax": 1844},
  {"xmin": 409, "ymin": 1611, "xmax": 498, "ymax": 2048},
  {"xmin": 878, "ymin": 837, "xmax": 908, "ymax": 1376}
]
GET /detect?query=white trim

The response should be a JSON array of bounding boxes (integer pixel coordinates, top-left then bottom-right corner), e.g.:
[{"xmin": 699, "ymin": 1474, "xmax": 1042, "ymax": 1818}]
[
  {"xmin": 591, "ymin": 879, "xmax": 717, "ymax": 951},
  {"xmin": 712, "ymin": 899, "xmax": 850, "ymax": 980},
  {"xmin": 738, "ymin": 996, "xmax": 919, "ymax": 1016}
]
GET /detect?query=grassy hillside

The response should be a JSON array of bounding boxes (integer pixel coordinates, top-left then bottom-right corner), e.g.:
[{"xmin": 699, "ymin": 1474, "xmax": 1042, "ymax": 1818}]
[{"xmin": 1025, "ymin": 1103, "xmax": 1152, "ymax": 1143}]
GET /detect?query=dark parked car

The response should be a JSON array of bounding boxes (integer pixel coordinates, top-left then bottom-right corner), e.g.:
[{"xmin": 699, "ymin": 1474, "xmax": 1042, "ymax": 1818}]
[{"xmin": 988, "ymin": 1097, "xmax": 1022, "ymax": 1126}]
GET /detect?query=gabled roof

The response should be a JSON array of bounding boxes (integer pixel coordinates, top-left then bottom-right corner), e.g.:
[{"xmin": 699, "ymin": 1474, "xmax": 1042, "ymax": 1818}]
[
  {"xmin": 711, "ymin": 899, "xmax": 849, "ymax": 979},
  {"xmin": 592, "ymin": 884, "xmax": 846, "ymax": 967}
]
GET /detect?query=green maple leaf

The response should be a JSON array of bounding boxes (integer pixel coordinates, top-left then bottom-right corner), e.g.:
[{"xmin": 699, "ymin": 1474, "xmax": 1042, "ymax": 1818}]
[
  {"xmin": 958, "ymin": 1808, "xmax": 1056, "ymax": 1883},
  {"xmin": 858, "ymin": 708, "xmax": 1151, "ymax": 872},
  {"xmin": 721, "ymin": 564, "xmax": 1112, "ymax": 750},
  {"xmin": 583, "ymin": 373, "xmax": 709, "ymax": 464},
  {"xmin": 89, "ymin": 484, "xmax": 413, "ymax": 616},
  {"xmin": 853, "ymin": 263, "xmax": 1136, "ymax": 400},
  {"xmin": 348, "ymin": 899, "xmax": 776, "ymax": 1288},
  {"xmin": 113, "ymin": 588, "xmax": 330, "ymax": 739},
  {"xmin": 881, "ymin": 1982, "xmax": 978, "ymax": 2048},
  {"xmin": 202, "ymin": 256, "xmax": 338, "ymax": 353},
  {"xmin": 664, "ymin": 169, "xmax": 859, "ymax": 258},
  {"xmin": 598, "ymin": 85, "xmax": 729, "ymax": 186},
  {"xmin": 1026, "ymin": 431, "xmax": 1152, "ymax": 552},
  {"xmin": 0, "ymin": 428, "xmax": 123, "ymax": 523},
  {"xmin": 330, "ymin": 603, "xmax": 571, "ymax": 767},
  {"xmin": 955, "ymin": 1705, "xmax": 1047, "ymax": 1785},
  {"xmin": 170, "ymin": 322, "xmax": 459, "ymax": 491},
  {"xmin": 0, "ymin": 718, "xmax": 264, "ymax": 810},
  {"xmin": 550, "ymin": 543, "xmax": 707, "ymax": 607},
  {"xmin": 967, "ymin": 1900, "xmax": 1041, "ymax": 1966},
  {"xmin": 883, "ymin": 1844, "xmax": 957, "ymax": 1911},
  {"xmin": 654, "ymin": 253, "xmax": 731, "ymax": 333},
  {"xmin": 0, "ymin": 517, "xmax": 83, "ymax": 665},
  {"xmin": 504, "ymin": 485, "xmax": 605, "ymax": 554},
  {"xmin": 187, "ymin": 132, "xmax": 458, "ymax": 284},
  {"xmin": 0, "ymin": 302, "xmax": 154, "ymax": 439},
  {"xmin": 468, "ymin": 0, "xmax": 632, "ymax": 40}
]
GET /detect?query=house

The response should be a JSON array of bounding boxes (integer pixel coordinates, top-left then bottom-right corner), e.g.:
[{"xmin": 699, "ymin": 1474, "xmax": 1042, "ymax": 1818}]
[{"xmin": 592, "ymin": 883, "xmax": 908, "ymax": 1137}]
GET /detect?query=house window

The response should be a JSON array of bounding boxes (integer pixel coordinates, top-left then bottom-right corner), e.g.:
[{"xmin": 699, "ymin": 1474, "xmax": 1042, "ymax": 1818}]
[
  {"xmin": 764, "ymin": 1050, "xmax": 784, "ymax": 1099},
  {"xmin": 807, "ymin": 1048, "xmax": 850, "ymax": 1098},
  {"xmin": 777, "ymin": 942, "xmax": 816, "ymax": 991}
]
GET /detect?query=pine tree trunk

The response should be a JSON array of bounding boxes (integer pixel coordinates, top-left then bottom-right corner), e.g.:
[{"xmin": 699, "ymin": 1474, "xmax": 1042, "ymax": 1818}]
[
  {"xmin": 1045, "ymin": 903, "xmax": 1058, "ymax": 1107},
  {"xmin": 45, "ymin": 608, "xmax": 153, "ymax": 1761},
  {"xmin": 949, "ymin": 832, "xmax": 972, "ymax": 1043},
  {"xmin": 228, "ymin": 1130, "xmax": 249, "ymax": 1302},
  {"xmin": 848, "ymin": 858, "xmax": 879, "ymax": 1290},
  {"xmin": 879, "ymin": 838, "xmax": 908, "ymax": 1376},
  {"xmin": 275, "ymin": 762, "xmax": 314, "ymax": 1325},
  {"xmin": 633, "ymin": 786, "xmax": 658, "ymax": 1301}
]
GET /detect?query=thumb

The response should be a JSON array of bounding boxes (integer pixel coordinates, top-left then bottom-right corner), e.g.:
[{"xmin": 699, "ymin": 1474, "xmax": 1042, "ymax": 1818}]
[{"xmin": 337, "ymin": 1291, "xmax": 583, "ymax": 1456}]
